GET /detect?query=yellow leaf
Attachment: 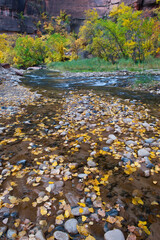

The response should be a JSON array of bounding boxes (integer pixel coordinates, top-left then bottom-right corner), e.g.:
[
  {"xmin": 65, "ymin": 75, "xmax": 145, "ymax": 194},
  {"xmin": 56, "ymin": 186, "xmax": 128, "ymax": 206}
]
[
  {"xmin": 85, "ymin": 235, "xmax": 96, "ymax": 240},
  {"xmin": 40, "ymin": 206, "xmax": 47, "ymax": 215},
  {"xmin": 64, "ymin": 210, "xmax": 70, "ymax": 218},
  {"xmin": 88, "ymin": 208, "xmax": 94, "ymax": 213},
  {"xmin": 106, "ymin": 216, "xmax": 116, "ymax": 224},
  {"xmin": 32, "ymin": 202, "xmax": 37, "ymax": 207},
  {"xmin": 132, "ymin": 197, "xmax": 144, "ymax": 205},
  {"xmin": 78, "ymin": 202, "xmax": 86, "ymax": 207},
  {"xmin": 52, "ymin": 161, "xmax": 57, "ymax": 167},
  {"xmin": 151, "ymin": 201, "xmax": 159, "ymax": 205},
  {"xmin": 22, "ymin": 197, "xmax": 30, "ymax": 202},
  {"xmin": 9, "ymin": 196, "xmax": 19, "ymax": 204},
  {"xmin": 82, "ymin": 216, "xmax": 87, "ymax": 222},
  {"xmin": 36, "ymin": 177, "xmax": 41, "ymax": 182},
  {"xmin": 77, "ymin": 225, "xmax": 89, "ymax": 236},
  {"xmin": 79, "ymin": 208, "xmax": 84, "ymax": 214},
  {"xmin": 56, "ymin": 214, "xmax": 64, "ymax": 221}
]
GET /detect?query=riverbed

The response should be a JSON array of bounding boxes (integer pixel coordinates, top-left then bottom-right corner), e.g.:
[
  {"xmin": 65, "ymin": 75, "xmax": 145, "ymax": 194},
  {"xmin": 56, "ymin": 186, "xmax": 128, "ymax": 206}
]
[{"xmin": 0, "ymin": 68, "xmax": 160, "ymax": 240}]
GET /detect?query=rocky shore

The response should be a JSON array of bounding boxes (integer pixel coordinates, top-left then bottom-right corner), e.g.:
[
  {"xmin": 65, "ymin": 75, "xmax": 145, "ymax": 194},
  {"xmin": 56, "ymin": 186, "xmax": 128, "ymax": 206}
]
[{"xmin": 0, "ymin": 66, "xmax": 40, "ymax": 118}]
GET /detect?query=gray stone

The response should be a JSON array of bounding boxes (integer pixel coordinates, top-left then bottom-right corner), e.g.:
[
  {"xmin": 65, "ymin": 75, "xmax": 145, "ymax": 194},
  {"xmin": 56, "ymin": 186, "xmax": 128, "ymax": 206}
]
[
  {"xmin": 126, "ymin": 140, "xmax": 137, "ymax": 146},
  {"xmin": 0, "ymin": 127, "xmax": 6, "ymax": 134},
  {"xmin": 78, "ymin": 173, "xmax": 88, "ymax": 179},
  {"xmin": 106, "ymin": 139, "xmax": 114, "ymax": 144},
  {"xmin": 123, "ymin": 118, "xmax": 132, "ymax": 124},
  {"xmin": 64, "ymin": 219, "xmax": 78, "ymax": 234},
  {"xmin": 71, "ymin": 207, "xmax": 90, "ymax": 216},
  {"xmin": 108, "ymin": 134, "xmax": 117, "ymax": 140},
  {"xmin": 55, "ymin": 181, "xmax": 64, "ymax": 189},
  {"xmin": 35, "ymin": 230, "xmax": 45, "ymax": 240},
  {"xmin": 65, "ymin": 192, "xmax": 79, "ymax": 207},
  {"xmin": 138, "ymin": 149, "xmax": 150, "ymax": 157},
  {"xmin": 7, "ymin": 229, "xmax": 17, "ymax": 239},
  {"xmin": 0, "ymin": 226, "xmax": 7, "ymax": 235},
  {"xmin": 54, "ymin": 231, "xmax": 69, "ymax": 240},
  {"xmin": 1, "ymin": 169, "xmax": 9, "ymax": 175},
  {"xmin": 87, "ymin": 160, "xmax": 96, "ymax": 167},
  {"xmin": 145, "ymin": 138, "xmax": 154, "ymax": 144},
  {"xmin": 104, "ymin": 229, "xmax": 125, "ymax": 240},
  {"xmin": 90, "ymin": 213, "xmax": 100, "ymax": 222}
]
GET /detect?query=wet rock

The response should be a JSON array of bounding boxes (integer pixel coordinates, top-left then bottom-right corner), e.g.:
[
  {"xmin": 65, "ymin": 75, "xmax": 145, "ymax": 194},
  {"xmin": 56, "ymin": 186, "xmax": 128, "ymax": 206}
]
[
  {"xmin": 104, "ymin": 223, "xmax": 109, "ymax": 232},
  {"xmin": 93, "ymin": 200, "xmax": 102, "ymax": 208},
  {"xmin": 106, "ymin": 139, "xmax": 114, "ymax": 144},
  {"xmin": 91, "ymin": 213, "xmax": 100, "ymax": 222},
  {"xmin": 7, "ymin": 229, "xmax": 17, "ymax": 239},
  {"xmin": 121, "ymin": 157, "xmax": 132, "ymax": 165},
  {"xmin": 87, "ymin": 160, "xmax": 96, "ymax": 167},
  {"xmin": 138, "ymin": 149, "xmax": 150, "ymax": 157},
  {"xmin": 64, "ymin": 219, "xmax": 78, "ymax": 234},
  {"xmin": 102, "ymin": 147, "xmax": 110, "ymax": 152},
  {"xmin": 78, "ymin": 173, "xmax": 88, "ymax": 179},
  {"xmin": 10, "ymin": 212, "xmax": 18, "ymax": 218},
  {"xmin": 65, "ymin": 193, "xmax": 79, "ymax": 207},
  {"xmin": 0, "ymin": 226, "xmax": 7, "ymax": 235},
  {"xmin": 106, "ymin": 209, "xmax": 118, "ymax": 217},
  {"xmin": 123, "ymin": 118, "xmax": 133, "ymax": 124},
  {"xmin": 104, "ymin": 229, "xmax": 125, "ymax": 240},
  {"xmin": 16, "ymin": 160, "xmax": 26, "ymax": 166},
  {"xmin": 108, "ymin": 134, "xmax": 117, "ymax": 140},
  {"xmin": 0, "ymin": 127, "xmax": 6, "ymax": 134},
  {"xmin": 76, "ymin": 183, "xmax": 85, "ymax": 192},
  {"xmin": 145, "ymin": 138, "xmax": 154, "ymax": 144},
  {"xmin": 1, "ymin": 169, "xmax": 9, "ymax": 175},
  {"xmin": 126, "ymin": 140, "xmax": 137, "ymax": 146},
  {"xmin": 71, "ymin": 207, "xmax": 90, "ymax": 216},
  {"xmin": 55, "ymin": 181, "xmax": 64, "ymax": 189},
  {"xmin": 54, "ymin": 231, "xmax": 69, "ymax": 240},
  {"xmin": 35, "ymin": 230, "xmax": 45, "ymax": 240}
]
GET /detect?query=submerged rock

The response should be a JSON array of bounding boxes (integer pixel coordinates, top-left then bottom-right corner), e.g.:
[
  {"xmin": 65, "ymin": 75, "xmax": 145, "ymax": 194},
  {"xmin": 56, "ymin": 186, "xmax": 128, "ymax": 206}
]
[{"xmin": 104, "ymin": 229, "xmax": 125, "ymax": 240}]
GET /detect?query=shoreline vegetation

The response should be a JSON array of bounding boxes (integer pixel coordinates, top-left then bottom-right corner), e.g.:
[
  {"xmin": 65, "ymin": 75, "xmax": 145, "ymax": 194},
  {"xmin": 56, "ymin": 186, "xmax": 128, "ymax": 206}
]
[{"xmin": 48, "ymin": 57, "xmax": 160, "ymax": 73}]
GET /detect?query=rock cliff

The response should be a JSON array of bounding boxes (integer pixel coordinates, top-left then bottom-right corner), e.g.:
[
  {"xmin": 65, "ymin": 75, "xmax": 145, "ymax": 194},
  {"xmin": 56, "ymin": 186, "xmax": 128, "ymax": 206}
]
[{"xmin": 0, "ymin": 0, "xmax": 158, "ymax": 33}]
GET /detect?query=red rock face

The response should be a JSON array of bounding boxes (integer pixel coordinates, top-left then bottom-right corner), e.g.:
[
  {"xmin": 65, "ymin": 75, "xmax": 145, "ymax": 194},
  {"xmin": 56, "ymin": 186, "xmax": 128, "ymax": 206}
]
[{"xmin": 0, "ymin": 0, "xmax": 158, "ymax": 33}]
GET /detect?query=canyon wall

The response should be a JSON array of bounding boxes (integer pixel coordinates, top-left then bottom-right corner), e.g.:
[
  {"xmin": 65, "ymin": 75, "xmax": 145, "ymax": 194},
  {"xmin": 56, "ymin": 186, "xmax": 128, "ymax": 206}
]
[{"xmin": 0, "ymin": 0, "xmax": 158, "ymax": 33}]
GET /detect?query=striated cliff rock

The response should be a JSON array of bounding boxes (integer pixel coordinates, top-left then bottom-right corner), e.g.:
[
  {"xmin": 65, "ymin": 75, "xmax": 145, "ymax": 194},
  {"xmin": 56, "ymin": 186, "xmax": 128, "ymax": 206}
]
[{"xmin": 0, "ymin": 0, "xmax": 158, "ymax": 33}]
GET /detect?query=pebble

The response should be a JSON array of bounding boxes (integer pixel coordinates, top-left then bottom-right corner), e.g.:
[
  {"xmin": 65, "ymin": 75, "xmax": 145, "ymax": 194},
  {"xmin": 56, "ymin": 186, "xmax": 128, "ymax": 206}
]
[
  {"xmin": 1, "ymin": 169, "xmax": 9, "ymax": 175},
  {"xmin": 64, "ymin": 219, "xmax": 78, "ymax": 234},
  {"xmin": 0, "ymin": 127, "xmax": 5, "ymax": 134},
  {"xmin": 71, "ymin": 206, "xmax": 90, "ymax": 216},
  {"xmin": 54, "ymin": 231, "xmax": 69, "ymax": 240},
  {"xmin": 76, "ymin": 183, "xmax": 85, "ymax": 192},
  {"xmin": 125, "ymin": 140, "xmax": 137, "ymax": 146},
  {"xmin": 91, "ymin": 213, "xmax": 100, "ymax": 222},
  {"xmin": 145, "ymin": 138, "xmax": 154, "ymax": 144},
  {"xmin": 0, "ymin": 226, "xmax": 7, "ymax": 235},
  {"xmin": 106, "ymin": 139, "xmax": 114, "ymax": 144},
  {"xmin": 104, "ymin": 229, "xmax": 125, "ymax": 240},
  {"xmin": 108, "ymin": 134, "xmax": 117, "ymax": 140},
  {"xmin": 16, "ymin": 160, "xmax": 27, "ymax": 166},
  {"xmin": 87, "ymin": 160, "xmax": 96, "ymax": 167},
  {"xmin": 138, "ymin": 148, "xmax": 150, "ymax": 157},
  {"xmin": 78, "ymin": 173, "xmax": 88, "ymax": 179},
  {"xmin": 35, "ymin": 230, "xmax": 45, "ymax": 240},
  {"xmin": 7, "ymin": 229, "xmax": 17, "ymax": 239}
]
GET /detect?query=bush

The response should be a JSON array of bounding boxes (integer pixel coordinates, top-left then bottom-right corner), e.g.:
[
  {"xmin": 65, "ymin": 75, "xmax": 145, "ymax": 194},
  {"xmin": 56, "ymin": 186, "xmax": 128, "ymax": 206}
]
[{"xmin": 13, "ymin": 35, "xmax": 46, "ymax": 68}]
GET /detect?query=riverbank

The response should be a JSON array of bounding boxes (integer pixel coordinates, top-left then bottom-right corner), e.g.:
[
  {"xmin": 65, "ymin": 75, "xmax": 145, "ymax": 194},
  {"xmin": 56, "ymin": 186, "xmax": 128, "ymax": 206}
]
[{"xmin": 0, "ymin": 66, "xmax": 40, "ymax": 118}]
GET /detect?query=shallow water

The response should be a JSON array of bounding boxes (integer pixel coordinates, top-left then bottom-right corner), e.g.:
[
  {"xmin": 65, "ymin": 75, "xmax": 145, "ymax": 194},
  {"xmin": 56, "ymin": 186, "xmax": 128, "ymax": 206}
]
[{"xmin": 22, "ymin": 69, "xmax": 160, "ymax": 90}]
